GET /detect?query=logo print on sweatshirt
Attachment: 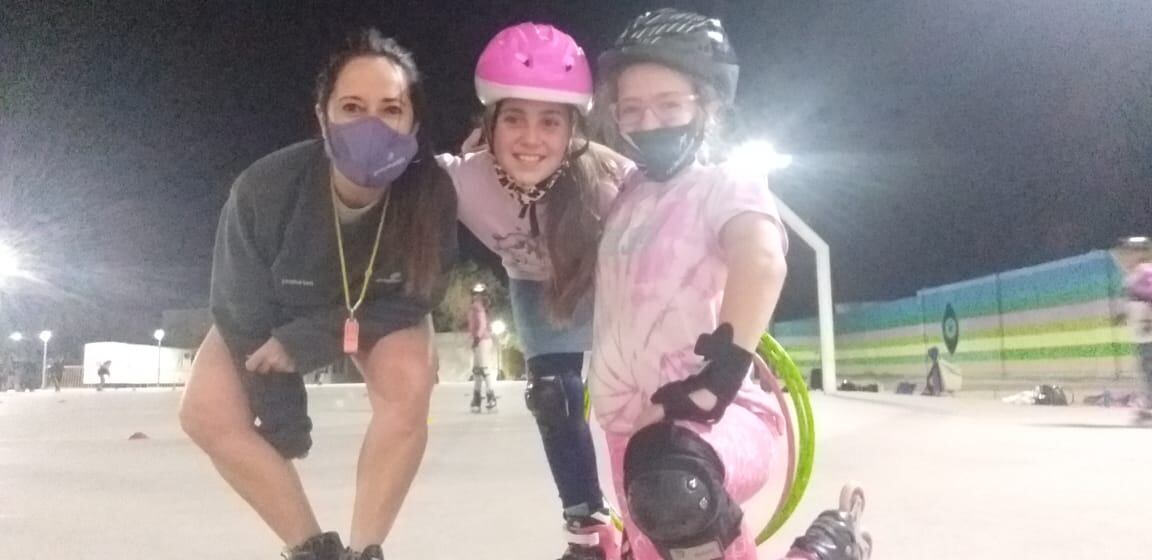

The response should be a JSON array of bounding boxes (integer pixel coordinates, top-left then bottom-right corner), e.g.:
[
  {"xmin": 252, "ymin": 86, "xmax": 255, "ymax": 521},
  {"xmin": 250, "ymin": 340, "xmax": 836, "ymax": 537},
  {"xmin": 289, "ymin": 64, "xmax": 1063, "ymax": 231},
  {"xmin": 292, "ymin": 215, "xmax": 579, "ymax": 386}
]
[
  {"xmin": 281, "ymin": 279, "xmax": 315, "ymax": 287},
  {"xmin": 374, "ymin": 272, "xmax": 404, "ymax": 284}
]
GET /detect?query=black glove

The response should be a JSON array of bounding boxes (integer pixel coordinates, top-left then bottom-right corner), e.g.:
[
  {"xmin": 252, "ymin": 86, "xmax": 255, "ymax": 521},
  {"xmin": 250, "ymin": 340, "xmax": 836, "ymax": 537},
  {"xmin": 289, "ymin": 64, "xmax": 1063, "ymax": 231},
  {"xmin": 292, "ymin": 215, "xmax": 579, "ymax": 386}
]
[
  {"xmin": 241, "ymin": 371, "xmax": 313, "ymax": 459},
  {"xmin": 650, "ymin": 323, "xmax": 753, "ymax": 424}
]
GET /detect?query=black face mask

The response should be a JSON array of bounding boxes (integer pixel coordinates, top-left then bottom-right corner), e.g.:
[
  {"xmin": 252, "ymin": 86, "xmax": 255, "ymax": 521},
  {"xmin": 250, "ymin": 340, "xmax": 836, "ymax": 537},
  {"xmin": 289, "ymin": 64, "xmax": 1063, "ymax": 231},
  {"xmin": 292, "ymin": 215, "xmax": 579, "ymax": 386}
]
[{"xmin": 626, "ymin": 123, "xmax": 703, "ymax": 181}]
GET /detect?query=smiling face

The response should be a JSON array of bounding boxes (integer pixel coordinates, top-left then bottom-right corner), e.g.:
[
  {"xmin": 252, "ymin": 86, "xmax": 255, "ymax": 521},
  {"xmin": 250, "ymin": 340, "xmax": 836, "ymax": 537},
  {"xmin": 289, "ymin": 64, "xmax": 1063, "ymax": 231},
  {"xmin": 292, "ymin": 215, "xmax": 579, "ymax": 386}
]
[{"xmin": 490, "ymin": 98, "xmax": 573, "ymax": 185}]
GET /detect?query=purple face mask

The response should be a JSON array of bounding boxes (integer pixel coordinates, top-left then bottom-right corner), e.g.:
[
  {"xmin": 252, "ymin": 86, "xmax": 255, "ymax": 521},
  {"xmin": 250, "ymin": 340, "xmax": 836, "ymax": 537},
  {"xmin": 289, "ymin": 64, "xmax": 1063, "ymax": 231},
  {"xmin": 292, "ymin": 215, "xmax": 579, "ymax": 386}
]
[{"xmin": 324, "ymin": 117, "xmax": 419, "ymax": 190}]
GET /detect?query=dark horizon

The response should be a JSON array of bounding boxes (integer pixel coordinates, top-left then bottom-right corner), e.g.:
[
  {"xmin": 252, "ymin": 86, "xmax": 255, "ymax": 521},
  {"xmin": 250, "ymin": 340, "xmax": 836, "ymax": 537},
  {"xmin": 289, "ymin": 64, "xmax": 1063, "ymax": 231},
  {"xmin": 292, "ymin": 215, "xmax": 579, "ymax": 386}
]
[{"xmin": 3, "ymin": 0, "xmax": 1150, "ymax": 356}]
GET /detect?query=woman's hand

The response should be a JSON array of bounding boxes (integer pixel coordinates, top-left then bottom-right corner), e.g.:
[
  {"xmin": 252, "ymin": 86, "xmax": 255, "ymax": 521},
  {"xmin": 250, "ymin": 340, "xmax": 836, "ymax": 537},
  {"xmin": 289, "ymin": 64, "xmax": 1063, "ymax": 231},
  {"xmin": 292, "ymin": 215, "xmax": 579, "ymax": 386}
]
[{"xmin": 245, "ymin": 337, "xmax": 296, "ymax": 374}]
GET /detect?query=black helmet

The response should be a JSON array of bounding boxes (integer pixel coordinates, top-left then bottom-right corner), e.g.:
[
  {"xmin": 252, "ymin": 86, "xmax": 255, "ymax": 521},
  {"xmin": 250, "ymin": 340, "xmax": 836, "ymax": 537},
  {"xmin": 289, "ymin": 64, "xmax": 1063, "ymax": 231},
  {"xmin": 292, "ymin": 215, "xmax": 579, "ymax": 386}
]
[{"xmin": 598, "ymin": 9, "xmax": 740, "ymax": 103}]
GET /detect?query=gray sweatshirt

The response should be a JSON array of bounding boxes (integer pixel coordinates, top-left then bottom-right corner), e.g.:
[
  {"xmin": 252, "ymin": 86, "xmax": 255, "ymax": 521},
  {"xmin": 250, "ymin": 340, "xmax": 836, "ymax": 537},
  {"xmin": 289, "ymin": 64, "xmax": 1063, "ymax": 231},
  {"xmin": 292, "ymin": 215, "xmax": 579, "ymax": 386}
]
[{"xmin": 210, "ymin": 140, "xmax": 457, "ymax": 373}]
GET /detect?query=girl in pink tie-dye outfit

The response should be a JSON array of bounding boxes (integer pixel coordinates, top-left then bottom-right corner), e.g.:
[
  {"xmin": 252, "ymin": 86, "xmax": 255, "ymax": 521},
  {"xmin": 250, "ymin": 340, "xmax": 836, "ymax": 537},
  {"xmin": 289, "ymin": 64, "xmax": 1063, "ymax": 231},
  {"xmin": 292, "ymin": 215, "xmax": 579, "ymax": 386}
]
[{"xmin": 589, "ymin": 9, "xmax": 870, "ymax": 560}]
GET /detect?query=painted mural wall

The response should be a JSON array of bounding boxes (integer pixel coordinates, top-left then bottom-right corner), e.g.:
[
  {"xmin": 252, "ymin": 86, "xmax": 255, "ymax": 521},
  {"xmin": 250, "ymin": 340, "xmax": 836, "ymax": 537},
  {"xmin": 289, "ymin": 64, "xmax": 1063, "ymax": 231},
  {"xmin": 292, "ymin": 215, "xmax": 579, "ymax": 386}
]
[{"xmin": 773, "ymin": 250, "xmax": 1140, "ymax": 382}]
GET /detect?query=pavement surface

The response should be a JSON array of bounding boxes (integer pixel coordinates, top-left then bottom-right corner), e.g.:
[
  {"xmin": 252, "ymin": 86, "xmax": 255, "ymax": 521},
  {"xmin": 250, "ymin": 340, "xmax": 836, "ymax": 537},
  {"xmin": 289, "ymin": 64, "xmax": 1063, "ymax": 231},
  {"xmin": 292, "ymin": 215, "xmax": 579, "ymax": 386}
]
[{"xmin": 1, "ymin": 382, "xmax": 1149, "ymax": 559}]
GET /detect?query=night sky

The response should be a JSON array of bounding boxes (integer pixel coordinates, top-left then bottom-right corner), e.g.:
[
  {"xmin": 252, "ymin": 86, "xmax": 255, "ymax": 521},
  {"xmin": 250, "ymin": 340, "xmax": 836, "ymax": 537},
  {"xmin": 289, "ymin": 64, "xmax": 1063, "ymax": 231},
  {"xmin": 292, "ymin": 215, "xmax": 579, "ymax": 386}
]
[{"xmin": 3, "ymin": 0, "xmax": 1151, "ymax": 355}]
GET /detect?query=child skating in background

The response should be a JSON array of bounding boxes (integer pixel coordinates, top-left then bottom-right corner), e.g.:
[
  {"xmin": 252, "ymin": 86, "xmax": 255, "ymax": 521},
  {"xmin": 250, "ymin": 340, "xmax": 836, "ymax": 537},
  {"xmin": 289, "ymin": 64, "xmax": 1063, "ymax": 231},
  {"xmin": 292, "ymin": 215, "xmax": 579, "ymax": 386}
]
[{"xmin": 468, "ymin": 284, "xmax": 498, "ymax": 412}]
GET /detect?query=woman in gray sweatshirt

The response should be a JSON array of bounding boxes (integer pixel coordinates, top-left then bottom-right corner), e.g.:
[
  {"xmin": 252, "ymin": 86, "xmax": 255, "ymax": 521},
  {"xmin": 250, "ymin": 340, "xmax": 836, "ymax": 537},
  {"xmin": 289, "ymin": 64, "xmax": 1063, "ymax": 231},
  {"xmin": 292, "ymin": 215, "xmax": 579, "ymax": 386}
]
[{"xmin": 179, "ymin": 29, "xmax": 457, "ymax": 560}]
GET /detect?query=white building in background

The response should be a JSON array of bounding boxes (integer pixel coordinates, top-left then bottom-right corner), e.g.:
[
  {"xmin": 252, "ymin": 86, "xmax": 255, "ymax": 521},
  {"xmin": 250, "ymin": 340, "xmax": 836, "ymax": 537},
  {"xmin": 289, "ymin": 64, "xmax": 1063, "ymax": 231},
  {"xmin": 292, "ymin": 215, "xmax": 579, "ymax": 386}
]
[{"xmin": 82, "ymin": 342, "xmax": 195, "ymax": 386}]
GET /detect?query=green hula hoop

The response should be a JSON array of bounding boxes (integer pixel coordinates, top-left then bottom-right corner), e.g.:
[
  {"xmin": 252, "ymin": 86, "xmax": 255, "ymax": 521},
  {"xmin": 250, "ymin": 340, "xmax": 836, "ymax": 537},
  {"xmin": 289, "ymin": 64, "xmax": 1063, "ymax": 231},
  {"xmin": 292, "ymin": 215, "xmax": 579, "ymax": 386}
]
[
  {"xmin": 755, "ymin": 333, "xmax": 816, "ymax": 544},
  {"xmin": 580, "ymin": 333, "xmax": 816, "ymax": 542}
]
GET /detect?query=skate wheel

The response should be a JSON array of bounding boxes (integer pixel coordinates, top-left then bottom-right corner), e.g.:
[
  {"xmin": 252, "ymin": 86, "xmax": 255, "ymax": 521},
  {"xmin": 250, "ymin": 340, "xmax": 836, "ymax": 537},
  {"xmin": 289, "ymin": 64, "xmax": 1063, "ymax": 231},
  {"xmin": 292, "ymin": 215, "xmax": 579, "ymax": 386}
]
[{"xmin": 838, "ymin": 483, "xmax": 866, "ymax": 521}]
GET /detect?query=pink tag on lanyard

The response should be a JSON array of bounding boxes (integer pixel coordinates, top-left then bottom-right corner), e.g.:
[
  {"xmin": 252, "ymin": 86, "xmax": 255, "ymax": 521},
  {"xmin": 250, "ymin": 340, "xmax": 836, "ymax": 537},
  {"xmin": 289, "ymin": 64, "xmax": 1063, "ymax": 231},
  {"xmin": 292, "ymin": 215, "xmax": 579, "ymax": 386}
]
[{"xmin": 343, "ymin": 317, "xmax": 360, "ymax": 354}]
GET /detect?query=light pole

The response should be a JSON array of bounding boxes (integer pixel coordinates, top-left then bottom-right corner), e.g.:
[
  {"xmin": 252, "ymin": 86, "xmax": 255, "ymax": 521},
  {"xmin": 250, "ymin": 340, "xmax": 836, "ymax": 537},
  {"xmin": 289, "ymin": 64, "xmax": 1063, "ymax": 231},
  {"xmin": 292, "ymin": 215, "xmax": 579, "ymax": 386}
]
[
  {"xmin": 729, "ymin": 141, "xmax": 838, "ymax": 392},
  {"xmin": 490, "ymin": 319, "xmax": 507, "ymax": 378},
  {"xmin": 153, "ymin": 329, "xmax": 165, "ymax": 387},
  {"xmin": 38, "ymin": 330, "xmax": 52, "ymax": 389}
]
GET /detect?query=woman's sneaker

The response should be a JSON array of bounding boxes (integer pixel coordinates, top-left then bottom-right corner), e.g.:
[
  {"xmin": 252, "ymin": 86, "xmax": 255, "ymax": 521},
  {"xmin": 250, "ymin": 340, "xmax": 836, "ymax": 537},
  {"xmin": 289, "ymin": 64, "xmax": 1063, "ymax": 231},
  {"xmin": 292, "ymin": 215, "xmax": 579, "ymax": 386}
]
[
  {"xmin": 343, "ymin": 545, "xmax": 384, "ymax": 560},
  {"xmin": 282, "ymin": 532, "xmax": 344, "ymax": 560}
]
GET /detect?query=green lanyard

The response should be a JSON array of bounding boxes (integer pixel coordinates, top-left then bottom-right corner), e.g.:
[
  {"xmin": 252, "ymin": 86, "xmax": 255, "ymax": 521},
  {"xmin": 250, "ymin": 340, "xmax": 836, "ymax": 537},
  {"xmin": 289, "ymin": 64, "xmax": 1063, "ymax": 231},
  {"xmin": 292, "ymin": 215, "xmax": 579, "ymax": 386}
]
[{"xmin": 332, "ymin": 185, "xmax": 390, "ymax": 320}]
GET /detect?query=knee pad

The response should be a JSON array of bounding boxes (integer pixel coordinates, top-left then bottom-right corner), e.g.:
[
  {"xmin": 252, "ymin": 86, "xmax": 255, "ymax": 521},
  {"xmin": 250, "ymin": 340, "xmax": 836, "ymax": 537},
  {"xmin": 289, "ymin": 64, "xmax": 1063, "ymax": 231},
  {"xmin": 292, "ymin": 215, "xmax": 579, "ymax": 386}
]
[
  {"xmin": 525, "ymin": 374, "xmax": 572, "ymax": 426},
  {"xmin": 624, "ymin": 423, "xmax": 743, "ymax": 560},
  {"xmin": 257, "ymin": 420, "xmax": 313, "ymax": 460},
  {"xmin": 525, "ymin": 354, "xmax": 585, "ymax": 427},
  {"xmin": 243, "ymin": 372, "xmax": 313, "ymax": 460}
]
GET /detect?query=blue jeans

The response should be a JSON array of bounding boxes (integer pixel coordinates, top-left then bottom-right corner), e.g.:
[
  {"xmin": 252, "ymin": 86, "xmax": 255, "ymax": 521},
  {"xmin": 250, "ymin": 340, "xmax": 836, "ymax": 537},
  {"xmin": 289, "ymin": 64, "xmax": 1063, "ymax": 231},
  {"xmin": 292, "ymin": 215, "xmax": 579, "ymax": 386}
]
[
  {"xmin": 527, "ymin": 353, "xmax": 604, "ymax": 512},
  {"xmin": 509, "ymin": 279, "xmax": 592, "ymax": 359}
]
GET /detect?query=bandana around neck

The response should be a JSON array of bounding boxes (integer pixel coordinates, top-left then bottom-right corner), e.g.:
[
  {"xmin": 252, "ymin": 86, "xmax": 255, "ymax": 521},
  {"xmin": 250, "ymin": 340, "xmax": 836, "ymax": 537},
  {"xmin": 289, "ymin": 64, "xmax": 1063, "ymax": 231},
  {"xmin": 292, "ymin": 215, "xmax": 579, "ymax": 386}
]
[{"xmin": 492, "ymin": 160, "xmax": 568, "ymax": 236}]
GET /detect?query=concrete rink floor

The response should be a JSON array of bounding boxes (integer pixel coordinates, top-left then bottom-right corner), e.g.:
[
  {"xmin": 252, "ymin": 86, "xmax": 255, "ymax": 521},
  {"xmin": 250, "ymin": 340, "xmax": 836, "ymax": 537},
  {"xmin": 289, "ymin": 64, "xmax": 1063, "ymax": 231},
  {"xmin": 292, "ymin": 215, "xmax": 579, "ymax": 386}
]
[{"xmin": 1, "ymin": 381, "xmax": 1150, "ymax": 559}]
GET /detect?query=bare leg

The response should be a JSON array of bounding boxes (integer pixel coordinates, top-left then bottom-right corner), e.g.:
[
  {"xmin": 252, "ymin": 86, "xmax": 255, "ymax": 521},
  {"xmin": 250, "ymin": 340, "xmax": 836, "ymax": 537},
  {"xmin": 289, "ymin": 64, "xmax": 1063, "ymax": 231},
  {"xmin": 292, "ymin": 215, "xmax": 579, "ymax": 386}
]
[
  {"xmin": 179, "ymin": 326, "xmax": 321, "ymax": 547},
  {"xmin": 348, "ymin": 316, "xmax": 437, "ymax": 551}
]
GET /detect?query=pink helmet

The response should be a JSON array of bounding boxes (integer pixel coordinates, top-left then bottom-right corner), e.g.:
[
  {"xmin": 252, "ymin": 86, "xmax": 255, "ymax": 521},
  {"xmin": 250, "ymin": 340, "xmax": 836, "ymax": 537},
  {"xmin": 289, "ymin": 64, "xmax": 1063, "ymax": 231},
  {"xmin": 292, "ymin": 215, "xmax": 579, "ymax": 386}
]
[
  {"xmin": 1128, "ymin": 263, "xmax": 1152, "ymax": 303},
  {"xmin": 475, "ymin": 23, "xmax": 593, "ymax": 114}
]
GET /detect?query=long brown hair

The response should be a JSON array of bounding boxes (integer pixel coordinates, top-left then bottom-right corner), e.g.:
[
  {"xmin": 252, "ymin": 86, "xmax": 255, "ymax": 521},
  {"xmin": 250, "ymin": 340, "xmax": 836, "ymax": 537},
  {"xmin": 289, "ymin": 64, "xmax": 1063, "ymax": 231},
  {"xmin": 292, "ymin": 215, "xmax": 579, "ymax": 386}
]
[
  {"xmin": 315, "ymin": 29, "xmax": 455, "ymax": 298},
  {"xmin": 484, "ymin": 105, "xmax": 625, "ymax": 323}
]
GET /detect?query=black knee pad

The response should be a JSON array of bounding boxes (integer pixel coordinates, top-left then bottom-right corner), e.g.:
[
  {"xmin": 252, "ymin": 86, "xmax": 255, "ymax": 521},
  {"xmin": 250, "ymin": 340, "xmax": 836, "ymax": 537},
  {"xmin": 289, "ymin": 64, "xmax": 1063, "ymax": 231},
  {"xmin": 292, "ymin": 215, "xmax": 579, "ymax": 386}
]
[
  {"xmin": 525, "ymin": 374, "xmax": 572, "ymax": 427},
  {"xmin": 524, "ymin": 354, "xmax": 586, "ymax": 427},
  {"xmin": 624, "ymin": 423, "xmax": 743, "ymax": 560},
  {"xmin": 242, "ymin": 371, "xmax": 313, "ymax": 459}
]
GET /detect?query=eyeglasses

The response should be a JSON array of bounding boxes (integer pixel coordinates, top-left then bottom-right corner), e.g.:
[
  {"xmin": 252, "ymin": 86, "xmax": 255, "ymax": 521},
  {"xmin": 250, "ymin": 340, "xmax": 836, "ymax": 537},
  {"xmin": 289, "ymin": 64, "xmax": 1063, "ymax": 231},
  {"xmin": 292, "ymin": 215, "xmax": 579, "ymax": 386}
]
[{"xmin": 611, "ymin": 93, "xmax": 699, "ymax": 128}]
